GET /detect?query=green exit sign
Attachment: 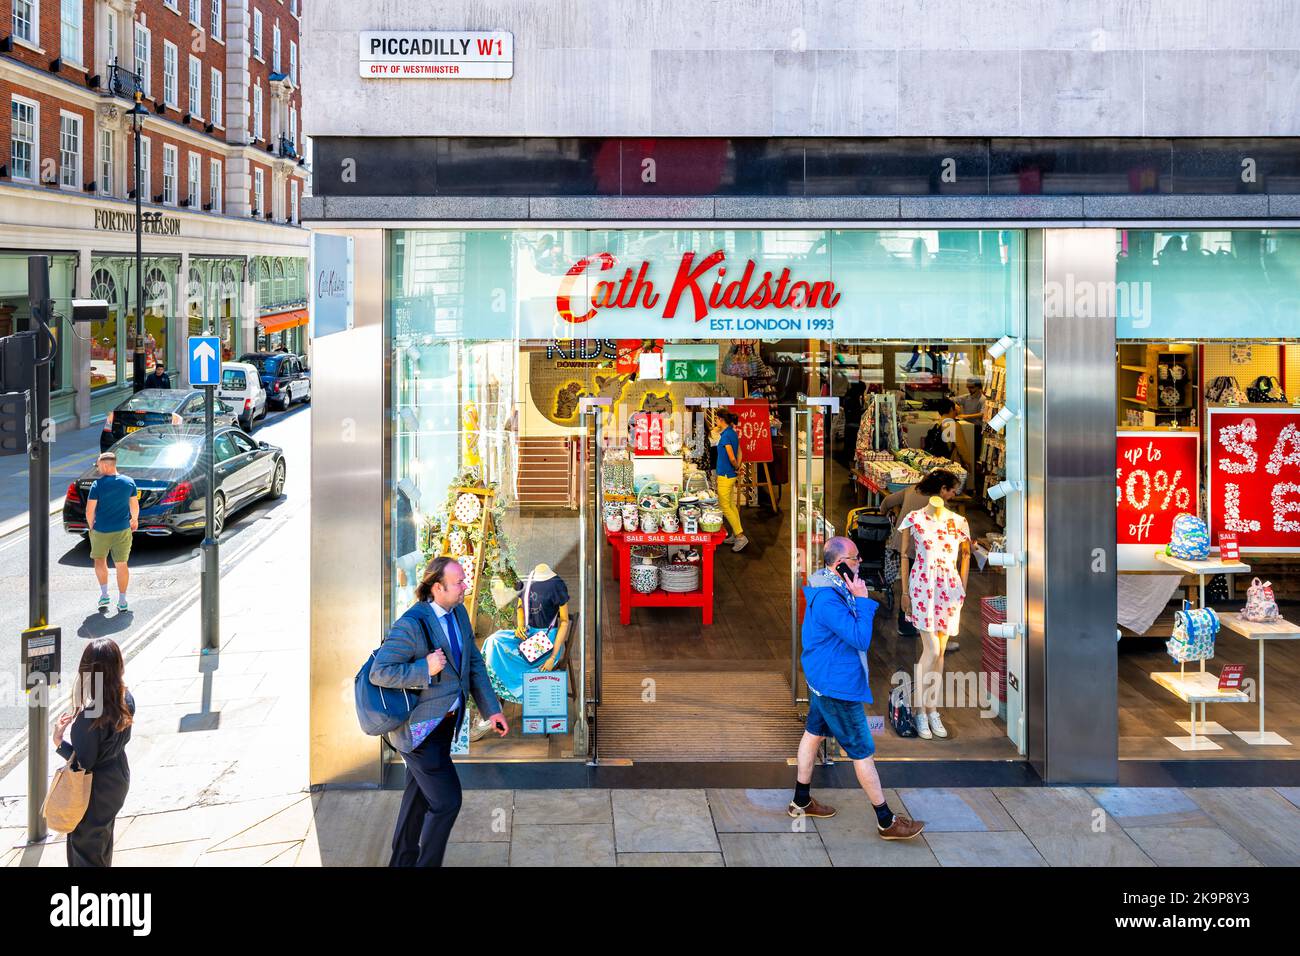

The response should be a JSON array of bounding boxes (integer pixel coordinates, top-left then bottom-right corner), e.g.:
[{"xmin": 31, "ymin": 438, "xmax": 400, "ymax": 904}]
[{"xmin": 666, "ymin": 359, "xmax": 717, "ymax": 383}]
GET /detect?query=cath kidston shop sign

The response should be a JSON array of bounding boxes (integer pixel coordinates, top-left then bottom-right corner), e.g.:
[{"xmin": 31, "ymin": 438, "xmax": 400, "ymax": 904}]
[
  {"xmin": 359, "ymin": 31, "xmax": 514, "ymax": 78},
  {"xmin": 1208, "ymin": 406, "xmax": 1300, "ymax": 553}
]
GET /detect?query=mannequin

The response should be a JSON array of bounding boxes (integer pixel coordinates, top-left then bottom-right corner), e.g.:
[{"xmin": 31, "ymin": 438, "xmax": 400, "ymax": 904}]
[
  {"xmin": 898, "ymin": 495, "xmax": 971, "ymax": 741},
  {"xmin": 473, "ymin": 563, "xmax": 571, "ymax": 741}
]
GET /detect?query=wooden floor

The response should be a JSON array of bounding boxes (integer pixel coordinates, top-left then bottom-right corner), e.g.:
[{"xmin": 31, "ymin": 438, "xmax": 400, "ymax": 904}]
[
  {"xmin": 460, "ymin": 459, "xmax": 1021, "ymax": 763},
  {"xmin": 1119, "ymin": 607, "xmax": 1300, "ymax": 760}
]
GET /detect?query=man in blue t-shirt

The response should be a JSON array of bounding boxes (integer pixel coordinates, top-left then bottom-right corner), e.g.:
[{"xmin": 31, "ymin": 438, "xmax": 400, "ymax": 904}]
[{"xmin": 86, "ymin": 451, "xmax": 139, "ymax": 612}]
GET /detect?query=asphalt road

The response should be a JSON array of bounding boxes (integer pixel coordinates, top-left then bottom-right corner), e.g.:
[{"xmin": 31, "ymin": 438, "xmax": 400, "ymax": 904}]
[{"xmin": 0, "ymin": 403, "xmax": 311, "ymax": 741}]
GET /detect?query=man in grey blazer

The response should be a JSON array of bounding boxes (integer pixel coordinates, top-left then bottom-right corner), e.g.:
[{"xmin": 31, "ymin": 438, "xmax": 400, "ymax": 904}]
[{"xmin": 371, "ymin": 556, "xmax": 508, "ymax": 866}]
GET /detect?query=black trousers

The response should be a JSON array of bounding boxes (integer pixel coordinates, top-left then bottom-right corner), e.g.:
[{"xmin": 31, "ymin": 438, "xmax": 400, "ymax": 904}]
[
  {"xmin": 67, "ymin": 757, "xmax": 129, "ymax": 867},
  {"xmin": 389, "ymin": 714, "xmax": 462, "ymax": 867}
]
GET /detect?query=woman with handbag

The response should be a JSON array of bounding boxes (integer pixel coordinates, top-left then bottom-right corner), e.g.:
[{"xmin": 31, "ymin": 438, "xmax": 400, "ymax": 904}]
[{"xmin": 50, "ymin": 638, "xmax": 135, "ymax": 867}]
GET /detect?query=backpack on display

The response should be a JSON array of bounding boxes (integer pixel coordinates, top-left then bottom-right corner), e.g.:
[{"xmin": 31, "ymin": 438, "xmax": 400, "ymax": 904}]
[
  {"xmin": 1206, "ymin": 376, "xmax": 1247, "ymax": 404},
  {"xmin": 1167, "ymin": 600, "xmax": 1220, "ymax": 663},
  {"xmin": 1246, "ymin": 375, "xmax": 1286, "ymax": 403},
  {"xmin": 888, "ymin": 684, "xmax": 918, "ymax": 738},
  {"xmin": 1166, "ymin": 513, "xmax": 1211, "ymax": 561},
  {"xmin": 1242, "ymin": 577, "xmax": 1280, "ymax": 623}
]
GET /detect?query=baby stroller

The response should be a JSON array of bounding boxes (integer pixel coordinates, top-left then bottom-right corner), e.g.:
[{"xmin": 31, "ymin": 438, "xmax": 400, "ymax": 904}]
[{"xmin": 846, "ymin": 506, "xmax": 895, "ymax": 611}]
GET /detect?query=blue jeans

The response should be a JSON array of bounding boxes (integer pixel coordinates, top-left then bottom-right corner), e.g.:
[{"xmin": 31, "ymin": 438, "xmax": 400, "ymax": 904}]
[{"xmin": 806, "ymin": 691, "xmax": 875, "ymax": 759}]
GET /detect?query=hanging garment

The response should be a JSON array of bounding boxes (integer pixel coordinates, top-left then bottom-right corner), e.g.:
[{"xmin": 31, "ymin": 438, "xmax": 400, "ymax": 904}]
[{"xmin": 898, "ymin": 507, "xmax": 970, "ymax": 634}]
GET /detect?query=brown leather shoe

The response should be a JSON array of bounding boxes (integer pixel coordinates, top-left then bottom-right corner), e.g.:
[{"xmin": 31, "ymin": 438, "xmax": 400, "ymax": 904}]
[
  {"xmin": 788, "ymin": 797, "xmax": 837, "ymax": 819},
  {"xmin": 877, "ymin": 814, "xmax": 926, "ymax": 840}
]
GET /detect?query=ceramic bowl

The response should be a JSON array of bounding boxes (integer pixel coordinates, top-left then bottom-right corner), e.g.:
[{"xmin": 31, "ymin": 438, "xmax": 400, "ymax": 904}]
[{"xmin": 631, "ymin": 564, "xmax": 660, "ymax": 594}]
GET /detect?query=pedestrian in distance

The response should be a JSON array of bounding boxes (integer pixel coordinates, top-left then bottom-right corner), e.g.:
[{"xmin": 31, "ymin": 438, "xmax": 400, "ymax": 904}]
[
  {"xmin": 371, "ymin": 556, "xmax": 509, "ymax": 867},
  {"xmin": 715, "ymin": 409, "xmax": 748, "ymax": 552},
  {"xmin": 143, "ymin": 360, "xmax": 171, "ymax": 389},
  {"xmin": 86, "ymin": 451, "xmax": 139, "ymax": 612},
  {"xmin": 53, "ymin": 638, "xmax": 135, "ymax": 867},
  {"xmin": 789, "ymin": 535, "xmax": 926, "ymax": 840}
]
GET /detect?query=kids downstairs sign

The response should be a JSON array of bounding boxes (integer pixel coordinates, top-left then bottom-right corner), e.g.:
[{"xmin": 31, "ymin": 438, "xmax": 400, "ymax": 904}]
[{"xmin": 359, "ymin": 31, "xmax": 514, "ymax": 78}]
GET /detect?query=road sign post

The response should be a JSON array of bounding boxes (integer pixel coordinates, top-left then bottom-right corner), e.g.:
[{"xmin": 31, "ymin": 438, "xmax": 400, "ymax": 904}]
[{"xmin": 189, "ymin": 337, "xmax": 221, "ymax": 653}]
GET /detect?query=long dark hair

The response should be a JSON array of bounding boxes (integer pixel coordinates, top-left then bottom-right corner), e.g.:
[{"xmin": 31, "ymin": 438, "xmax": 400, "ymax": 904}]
[
  {"xmin": 75, "ymin": 639, "xmax": 132, "ymax": 733},
  {"xmin": 415, "ymin": 555, "xmax": 458, "ymax": 603},
  {"xmin": 916, "ymin": 469, "xmax": 960, "ymax": 496},
  {"xmin": 717, "ymin": 409, "xmax": 738, "ymax": 427}
]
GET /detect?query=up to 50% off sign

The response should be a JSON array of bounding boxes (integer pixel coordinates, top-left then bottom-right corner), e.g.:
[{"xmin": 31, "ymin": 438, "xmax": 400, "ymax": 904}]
[{"xmin": 1116, "ymin": 434, "xmax": 1197, "ymax": 544}]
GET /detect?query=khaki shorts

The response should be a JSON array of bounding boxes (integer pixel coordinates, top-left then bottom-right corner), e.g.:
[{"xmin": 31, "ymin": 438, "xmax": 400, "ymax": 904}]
[{"xmin": 89, "ymin": 528, "xmax": 133, "ymax": 563}]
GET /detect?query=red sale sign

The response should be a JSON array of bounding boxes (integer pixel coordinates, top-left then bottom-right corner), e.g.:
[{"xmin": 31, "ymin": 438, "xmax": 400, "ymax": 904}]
[
  {"xmin": 631, "ymin": 412, "xmax": 666, "ymax": 456},
  {"xmin": 731, "ymin": 400, "xmax": 774, "ymax": 463},
  {"xmin": 1116, "ymin": 430, "xmax": 1199, "ymax": 570},
  {"xmin": 1208, "ymin": 407, "xmax": 1300, "ymax": 553}
]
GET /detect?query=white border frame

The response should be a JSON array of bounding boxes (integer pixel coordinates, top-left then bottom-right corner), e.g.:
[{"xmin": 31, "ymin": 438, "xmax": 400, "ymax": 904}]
[
  {"xmin": 57, "ymin": 108, "xmax": 83, "ymax": 191},
  {"xmin": 9, "ymin": 93, "xmax": 40, "ymax": 184}
]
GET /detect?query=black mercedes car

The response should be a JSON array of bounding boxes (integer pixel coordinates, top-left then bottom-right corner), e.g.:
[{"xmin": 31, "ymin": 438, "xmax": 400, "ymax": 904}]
[
  {"xmin": 100, "ymin": 388, "xmax": 239, "ymax": 452},
  {"xmin": 67, "ymin": 425, "xmax": 286, "ymax": 539}
]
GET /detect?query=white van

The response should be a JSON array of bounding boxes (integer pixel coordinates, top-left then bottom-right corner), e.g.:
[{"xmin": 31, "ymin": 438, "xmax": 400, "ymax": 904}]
[{"xmin": 219, "ymin": 361, "xmax": 268, "ymax": 431}]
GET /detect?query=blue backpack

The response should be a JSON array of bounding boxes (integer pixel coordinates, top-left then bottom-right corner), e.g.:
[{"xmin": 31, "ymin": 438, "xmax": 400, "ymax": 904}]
[{"xmin": 354, "ymin": 616, "xmax": 433, "ymax": 736}]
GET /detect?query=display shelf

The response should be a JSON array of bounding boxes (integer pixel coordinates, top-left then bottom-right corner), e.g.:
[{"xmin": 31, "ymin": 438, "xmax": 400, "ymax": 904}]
[
  {"xmin": 1221, "ymin": 612, "xmax": 1299, "ymax": 747},
  {"xmin": 1153, "ymin": 552, "xmax": 1251, "ymax": 576},
  {"xmin": 605, "ymin": 529, "xmax": 727, "ymax": 625},
  {"xmin": 1150, "ymin": 670, "xmax": 1251, "ymax": 752}
]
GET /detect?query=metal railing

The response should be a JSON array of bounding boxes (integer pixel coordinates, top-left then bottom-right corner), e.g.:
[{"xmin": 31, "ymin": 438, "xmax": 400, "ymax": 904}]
[
  {"xmin": 277, "ymin": 134, "xmax": 298, "ymax": 160},
  {"xmin": 108, "ymin": 62, "xmax": 143, "ymax": 101}
]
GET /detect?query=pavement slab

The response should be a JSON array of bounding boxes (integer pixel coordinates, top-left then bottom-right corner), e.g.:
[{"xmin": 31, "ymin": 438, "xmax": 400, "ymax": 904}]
[
  {"xmin": 512, "ymin": 788, "xmax": 611, "ymax": 827},
  {"xmin": 509, "ymin": 824, "xmax": 616, "ymax": 867},
  {"xmin": 993, "ymin": 788, "xmax": 1154, "ymax": 867},
  {"xmin": 1124, "ymin": 825, "xmax": 1263, "ymax": 867},
  {"xmin": 924, "ymin": 830, "xmax": 1049, "ymax": 867},
  {"xmin": 612, "ymin": 789, "xmax": 720, "ymax": 853},
  {"xmin": 896, "ymin": 787, "xmax": 1019, "ymax": 832},
  {"xmin": 717, "ymin": 832, "xmax": 832, "ymax": 867},
  {"xmin": 1088, "ymin": 787, "xmax": 1213, "ymax": 828},
  {"xmin": 617, "ymin": 852, "xmax": 726, "ymax": 867},
  {"xmin": 706, "ymin": 788, "xmax": 812, "ymax": 834},
  {"xmin": 1183, "ymin": 788, "xmax": 1300, "ymax": 867},
  {"xmin": 449, "ymin": 789, "xmax": 513, "ymax": 843}
]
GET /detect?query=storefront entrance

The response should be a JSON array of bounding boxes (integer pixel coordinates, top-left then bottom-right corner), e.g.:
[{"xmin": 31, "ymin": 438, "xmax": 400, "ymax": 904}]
[{"xmin": 380, "ymin": 226, "xmax": 1028, "ymax": 771}]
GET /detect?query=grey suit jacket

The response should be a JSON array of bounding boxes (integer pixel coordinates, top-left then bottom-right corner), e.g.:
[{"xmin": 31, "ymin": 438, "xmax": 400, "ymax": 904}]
[{"xmin": 369, "ymin": 599, "xmax": 501, "ymax": 754}]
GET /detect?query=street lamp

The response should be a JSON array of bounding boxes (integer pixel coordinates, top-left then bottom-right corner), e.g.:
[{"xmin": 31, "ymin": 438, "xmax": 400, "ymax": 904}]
[{"xmin": 128, "ymin": 92, "xmax": 149, "ymax": 391}]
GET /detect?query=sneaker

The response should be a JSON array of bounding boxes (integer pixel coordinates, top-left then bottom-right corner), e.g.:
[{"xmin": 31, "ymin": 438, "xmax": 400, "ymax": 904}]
[
  {"xmin": 731, "ymin": 534, "xmax": 749, "ymax": 553},
  {"xmin": 878, "ymin": 814, "xmax": 926, "ymax": 840},
  {"xmin": 469, "ymin": 718, "xmax": 495, "ymax": 742},
  {"xmin": 788, "ymin": 797, "xmax": 837, "ymax": 819},
  {"xmin": 897, "ymin": 611, "xmax": 919, "ymax": 637},
  {"xmin": 97, "ymin": 595, "xmax": 110, "ymax": 609},
  {"xmin": 116, "ymin": 597, "xmax": 129, "ymax": 612},
  {"xmin": 914, "ymin": 710, "xmax": 932, "ymax": 739},
  {"xmin": 929, "ymin": 712, "xmax": 949, "ymax": 738}
]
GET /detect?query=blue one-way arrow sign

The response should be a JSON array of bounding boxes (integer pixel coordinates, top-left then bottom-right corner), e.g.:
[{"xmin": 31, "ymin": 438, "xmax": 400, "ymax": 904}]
[{"xmin": 188, "ymin": 335, "xmax": 221, "ymax": 386}]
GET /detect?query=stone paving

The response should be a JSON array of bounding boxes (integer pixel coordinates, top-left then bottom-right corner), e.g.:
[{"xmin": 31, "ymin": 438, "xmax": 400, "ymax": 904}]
[{"xmin": 3, "ymin": 492, "xmax": 1300, "ymax": 866}]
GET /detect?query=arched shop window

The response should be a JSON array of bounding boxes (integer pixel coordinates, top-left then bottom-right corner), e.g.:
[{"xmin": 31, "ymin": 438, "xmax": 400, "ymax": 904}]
[
  {"xmin": 273, "ymin": 259, "xmax": 285, "ymax": 307},
  {"xmin": 139, "ymin": 266, "xmax": 169, "ymax": 372},
  {"xmin": 257, "ymin": 259, "xmax": 271, "ymax": 311},
  {"xmin": 221, "ymin": 264, "xmax": 239, "ymax": 359},
  {"xmin": 89, "ymin": 268, "xmax": 119, "ymax": 390},
  {"xmin": 187, "ymin": 265, "xmax": 206, "ymax": 339}
]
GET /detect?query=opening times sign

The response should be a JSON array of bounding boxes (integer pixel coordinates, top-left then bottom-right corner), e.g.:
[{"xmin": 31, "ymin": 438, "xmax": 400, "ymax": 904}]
[
  {"xmin": 359, "ymin": 31, "xmax": 514, "ymax": 78},
  {"xmin": 1117, "ymin": 430, "xmax": 1199, "ymax": 570},
  {"xmin": 1208, "ymin": 406, "xmax": 1300, "ymax": 553}
]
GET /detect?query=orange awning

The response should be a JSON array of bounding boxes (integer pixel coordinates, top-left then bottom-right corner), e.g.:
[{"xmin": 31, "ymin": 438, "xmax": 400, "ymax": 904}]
[{"xmin": 259, "ymin": 308, "xmax": 308, "ymax": 335}]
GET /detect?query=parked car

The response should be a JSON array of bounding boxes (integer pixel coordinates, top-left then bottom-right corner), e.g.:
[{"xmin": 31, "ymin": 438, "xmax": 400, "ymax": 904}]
[
  {"xmin": 220, "ymin": 361, "xmax": 268, "ymax": 431},
  {"xmin": 66, "ymin": 425, "xmax": 286, "ymax": 539},
  {"xmin": 238, "ymin": 352, "xmax": 312, "ymax": 411},
  {"xmin": 100, "ymin": 389, "xmax": 239, "ymax": 452}
]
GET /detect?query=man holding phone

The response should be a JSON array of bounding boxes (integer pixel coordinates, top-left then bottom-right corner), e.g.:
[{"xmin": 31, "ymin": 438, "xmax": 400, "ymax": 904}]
[{"xmin": 789, "ymin": 536, "xmax": 926, "ymax": 840}]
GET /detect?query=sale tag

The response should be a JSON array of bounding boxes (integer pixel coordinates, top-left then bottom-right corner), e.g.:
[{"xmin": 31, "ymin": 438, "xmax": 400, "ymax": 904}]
[
  {"xmin": 1218, "ymin": 532, "xmax": 1239, "ymax": 560},
  {"xmin": 1218, "ymin": 664, "xmax": 1246, "ymax": 690}
]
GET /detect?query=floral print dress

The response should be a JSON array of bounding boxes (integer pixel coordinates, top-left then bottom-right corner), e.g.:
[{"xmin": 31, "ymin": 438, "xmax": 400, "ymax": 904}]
[{"xmin": 898, "ymin": 507, "xmax": 971, "ymax": 634}]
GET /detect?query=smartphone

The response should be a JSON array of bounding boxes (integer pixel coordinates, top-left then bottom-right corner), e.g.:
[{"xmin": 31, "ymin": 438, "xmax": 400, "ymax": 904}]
[{"xmin": 835, "ymin": 560, "xmax": 856, "ymax": 582}]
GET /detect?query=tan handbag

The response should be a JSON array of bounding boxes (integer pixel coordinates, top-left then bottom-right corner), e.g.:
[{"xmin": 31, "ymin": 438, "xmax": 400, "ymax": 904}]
[{"xmin": 43, "ymin": 749, "xmax": 92, "ymax": 834}]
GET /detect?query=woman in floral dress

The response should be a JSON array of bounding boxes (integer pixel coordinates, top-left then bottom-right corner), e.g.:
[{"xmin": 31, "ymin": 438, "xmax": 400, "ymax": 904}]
[{"xmin": 898, "ymin": 501, "xmax": 971, "ymax": 740}]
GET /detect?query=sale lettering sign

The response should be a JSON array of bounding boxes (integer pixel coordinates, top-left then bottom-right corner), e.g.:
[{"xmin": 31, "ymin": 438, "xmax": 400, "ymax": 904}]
[
  {"xmin": 1208, "ymin": 407, "xmax": 1300, "ymax": 553},
  {"xmin": 631, "ymin": 412, "xmax": 666, "ymax": 456},
  {"xmin": 731, "ymin": 400, "xmax": 774, "ymax": 463},
  {"xmin": 1116, "ymin": 430, "xmax": 1199, "ymax": 570}
]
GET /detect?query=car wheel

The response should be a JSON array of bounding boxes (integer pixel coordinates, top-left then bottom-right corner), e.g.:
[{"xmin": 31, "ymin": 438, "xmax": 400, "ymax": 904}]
[
  {"xmin": 211, "ymin": 492, "xmax": 227, "ymax": 538},
  {"xmin": 267, "ymin": 459, "xmax": 286, "ymax": 499}
]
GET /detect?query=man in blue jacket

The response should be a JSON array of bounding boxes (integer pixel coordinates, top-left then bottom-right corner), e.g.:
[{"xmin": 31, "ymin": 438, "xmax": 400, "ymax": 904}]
[{"xmin": 790, "ymin": 536, "xmax": 926, "ymax": 840}]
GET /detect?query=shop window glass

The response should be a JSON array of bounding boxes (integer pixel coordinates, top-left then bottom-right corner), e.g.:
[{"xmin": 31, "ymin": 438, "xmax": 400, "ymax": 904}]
[
  {"xmin": 90, "ymin": 267, "xmax": 119, "ymax": 390},
  {"xmin": 1115, "ymin": 229, "xmax": 1300, "ymax": 761},
  {"xmin": 142, "ymin": 266, "xmax": 170, "ymax": 373},
  {"xmin": 387, "ymin": 228, "xmax": 1027, "ymax": 764}
]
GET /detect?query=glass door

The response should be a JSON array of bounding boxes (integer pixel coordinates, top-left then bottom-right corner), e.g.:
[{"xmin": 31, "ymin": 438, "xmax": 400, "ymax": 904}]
[
  {"xmin": 576, "ymin": 397, "xmax": 607, "ymax": 761},
  {"xmin": 789, "ymin": 396, "xmax": 839, "ymax": 703}
]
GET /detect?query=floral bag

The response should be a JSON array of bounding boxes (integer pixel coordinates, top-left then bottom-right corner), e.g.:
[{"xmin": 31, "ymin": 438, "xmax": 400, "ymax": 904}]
[
  {"xmin": 1246, "ymin": 375, "xmax": 1286, "ymax": 403},
  {"xmin": 1167, "ymin": 600, "xmax": 1219, "ymax": 663},
  {"xmin": 1242, "ymin": 577, "xmax": 1280, "ymax": 623},
  {"xmin": 1205, "ymin": 376, "xmax": 1248, "ymax": 404},
  {"xmin": 1166, "ymin": 513, "xmax": 1211, "ymax": 561}
]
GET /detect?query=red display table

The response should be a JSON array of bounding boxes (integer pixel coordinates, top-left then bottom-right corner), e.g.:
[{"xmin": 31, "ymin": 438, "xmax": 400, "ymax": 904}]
[{"xmin": 605, "ymin": 529, "xmax": 728, "ymax": 626}]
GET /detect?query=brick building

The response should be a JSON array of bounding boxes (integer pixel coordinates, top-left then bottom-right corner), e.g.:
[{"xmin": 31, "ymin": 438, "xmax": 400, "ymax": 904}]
[{"xmin": 0, "ymin": 0, "xmax": 309, "ymax": 429}]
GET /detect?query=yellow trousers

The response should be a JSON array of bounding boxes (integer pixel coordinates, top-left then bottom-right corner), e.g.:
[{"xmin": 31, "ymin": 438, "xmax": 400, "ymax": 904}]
[{"xmin": 716, "ymin": 474, "xmax": 744, "ymax": 536}]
